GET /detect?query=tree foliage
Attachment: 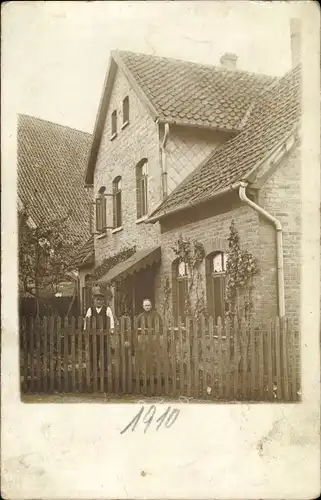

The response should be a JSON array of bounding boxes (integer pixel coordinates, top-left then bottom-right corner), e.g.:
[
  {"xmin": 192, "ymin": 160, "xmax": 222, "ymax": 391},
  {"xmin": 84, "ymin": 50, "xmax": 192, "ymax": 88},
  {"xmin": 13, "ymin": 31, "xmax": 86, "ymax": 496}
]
[{"xmin": 19, "ymin": 207, "xmax": 81, "ymax": 310}]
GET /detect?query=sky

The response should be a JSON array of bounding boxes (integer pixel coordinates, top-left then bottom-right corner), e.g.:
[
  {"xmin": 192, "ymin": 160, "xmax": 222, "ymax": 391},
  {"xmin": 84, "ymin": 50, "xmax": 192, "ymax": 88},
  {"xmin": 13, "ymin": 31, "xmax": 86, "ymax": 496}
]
[{"xmin": 3, "ymin": 1, "xmax": 297, "ymax": 134}]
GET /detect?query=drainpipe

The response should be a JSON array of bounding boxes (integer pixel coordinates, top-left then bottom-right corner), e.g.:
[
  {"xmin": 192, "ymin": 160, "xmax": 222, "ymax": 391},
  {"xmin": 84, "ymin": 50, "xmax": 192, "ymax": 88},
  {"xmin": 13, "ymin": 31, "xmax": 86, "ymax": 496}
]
[
  {"xmin": 239, "ymin": 181, "xmax": 285, "ymax": 318},
  {"xmin": 160, "ymin": 123, "xmax": 169, "ymax": 198}
]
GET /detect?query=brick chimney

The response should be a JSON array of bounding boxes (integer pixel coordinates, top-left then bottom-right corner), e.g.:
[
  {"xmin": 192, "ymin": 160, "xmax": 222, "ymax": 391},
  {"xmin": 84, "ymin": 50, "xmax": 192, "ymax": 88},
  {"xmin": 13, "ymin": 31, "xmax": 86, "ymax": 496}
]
[
  {"xmin": 290, "ymin": 18, "xmax": 301, "ymax": 67},
  {"xmin": 220, "ymin": 52, "xmax": 238, "ymax": 70}
]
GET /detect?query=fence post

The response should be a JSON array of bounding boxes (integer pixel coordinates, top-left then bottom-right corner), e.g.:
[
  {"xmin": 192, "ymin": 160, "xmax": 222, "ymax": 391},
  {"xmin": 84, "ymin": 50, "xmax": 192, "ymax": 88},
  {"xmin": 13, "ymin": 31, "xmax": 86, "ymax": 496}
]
[
  {"xmin": 178, "ymin": 319, "xmax": 184, "ymax": 396},
  {"xmin": 56, "ymin": 316, "xmax": 62, "ymax": 392},
  {"xmin": 225, "ymin": 318, "xmax": 232, "ymax": 400},
  {"xmin": 208, "ymin": 316, "xmax": 215, "ymax": 399},
  {"xmin": 126, "ymin": 317, "xmax": 133, "ymax": 395},
  {"xmin": 49, "ymin": 315, "xmax": 55, "ymax": 393},
  {"xmin": 29, "ymin": 316, "xmax": 35, "ymax": 392},
  {"xmin": 170, "ymin": 323, "xmax": 177, "ymax": 397},
  {"xmin": 155, "ymin": 316, "xmax": 162, "ymax": 396},
  {"xmin": 192, "ymin": 318, "xmax": 199, "ymax": 398},
  {"xmin": 233, "ymin": 317, "xmax": 239, "ymax": 401},
  {"xmin": 85, "ymin": 317, "xmax": 91, "ymax": 392},
  {"xmin": 249, "ymin": 324, "xmax": 256, "ymax": 401},
  {"xmin": 258, "ymin": 326, "xmax": 264, "ymax": 401},
  {"xmin": 119, "ymin": 317, "xmax": 126, "ymax": 395},
  {"xmin": 217, "ymin": 317, "xmax": 224, "ymax": 399}
]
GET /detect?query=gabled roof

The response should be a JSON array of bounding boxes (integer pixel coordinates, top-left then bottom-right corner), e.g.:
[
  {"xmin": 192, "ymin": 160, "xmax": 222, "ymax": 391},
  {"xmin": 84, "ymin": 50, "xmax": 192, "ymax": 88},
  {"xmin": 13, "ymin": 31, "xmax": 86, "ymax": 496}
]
[
  {"xmin": 148, "ymin": 64, "xmax": 301, "ymax": 221},
  {"xmin": 18, "ymin": 114, "xmax": 93, "ymax": 244},
  {"xmin": 85, "ymin": 50, "xmax": 275, "ymax": 185}
]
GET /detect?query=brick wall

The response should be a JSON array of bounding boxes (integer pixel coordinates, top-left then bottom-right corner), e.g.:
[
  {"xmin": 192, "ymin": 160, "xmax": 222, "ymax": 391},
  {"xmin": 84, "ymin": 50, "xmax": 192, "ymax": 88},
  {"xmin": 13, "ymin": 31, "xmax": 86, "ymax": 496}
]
[
  {"xmin": 155, "ymin": 201, "xmax": 263, "ymax": 320},
  {"xmin": 155, "ymin": 144, "xmax": 301, "ymax": 326},
  {"xmin": 94, "ymin": 66, "xmax": 162, "ymax": 265},
  {"xmin": 259, "ymin": 144, "xmax": 301, "ymax": 326}
]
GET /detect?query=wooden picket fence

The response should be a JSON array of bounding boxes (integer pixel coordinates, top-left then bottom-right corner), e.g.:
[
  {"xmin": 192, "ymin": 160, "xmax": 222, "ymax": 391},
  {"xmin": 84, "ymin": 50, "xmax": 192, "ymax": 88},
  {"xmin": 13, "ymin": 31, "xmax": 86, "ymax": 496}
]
[{"xmin": 20, "ymin": 315, "xmax": 300, "ymax": 402}]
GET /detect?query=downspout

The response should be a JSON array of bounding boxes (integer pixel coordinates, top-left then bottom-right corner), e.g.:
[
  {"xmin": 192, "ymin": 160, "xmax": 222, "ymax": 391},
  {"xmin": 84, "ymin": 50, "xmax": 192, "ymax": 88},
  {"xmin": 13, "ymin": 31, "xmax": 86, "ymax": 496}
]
[
  {"xmin": 160, "ymin": 123, "xmax": 169, "ymax": 198},
  {"xmin": 239, "ymin": 181, "xmax": 285, "ymax": 318}
]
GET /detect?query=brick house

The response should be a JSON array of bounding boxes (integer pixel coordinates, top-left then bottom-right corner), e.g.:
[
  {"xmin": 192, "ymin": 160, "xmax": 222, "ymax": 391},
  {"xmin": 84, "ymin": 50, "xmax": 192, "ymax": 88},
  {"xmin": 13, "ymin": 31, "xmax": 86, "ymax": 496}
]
[{"xmin": 81, "ymin": 36, "xmax": 302, "ymax": 320}]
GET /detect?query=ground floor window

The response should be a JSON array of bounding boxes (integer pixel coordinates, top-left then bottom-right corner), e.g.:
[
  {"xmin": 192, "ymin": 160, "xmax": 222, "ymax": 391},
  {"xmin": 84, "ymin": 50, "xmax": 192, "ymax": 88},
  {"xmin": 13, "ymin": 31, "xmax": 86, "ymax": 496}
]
[
  {"xmin": 206, "ymin": 252, "xmax": 228, "ymax": 323},
  {"xmin": 172, "ymin": 259, "xmax": 189, "ymax": 324}
]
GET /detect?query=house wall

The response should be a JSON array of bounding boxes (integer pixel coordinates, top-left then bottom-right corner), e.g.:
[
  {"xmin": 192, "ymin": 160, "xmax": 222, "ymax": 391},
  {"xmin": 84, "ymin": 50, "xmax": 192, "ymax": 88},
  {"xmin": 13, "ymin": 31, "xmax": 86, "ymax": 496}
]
[
  {"xmin": 155, "ymin": 143, "xmax": 301, "ymax": 327},
  {"xmin": 258, "ymin": 144, "xmax": 301, "ymax": 327},
  {"xmin": 94, "ymin": 66, "xmax": 162, "ymax": 265},
  {"xmin": 162, "ymin": 125, "xmax": 231, "ymax": 195},
  {"xmin": 155, "ymin": 198, "xmax": 264, "ymax": 321}
]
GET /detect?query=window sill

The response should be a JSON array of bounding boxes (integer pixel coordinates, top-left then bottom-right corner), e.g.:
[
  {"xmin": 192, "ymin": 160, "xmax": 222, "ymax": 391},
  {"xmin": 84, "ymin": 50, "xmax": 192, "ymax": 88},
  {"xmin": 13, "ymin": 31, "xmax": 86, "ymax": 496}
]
[
  {"xmin": 112, "ymin": 226, "xmax": 123, "ymax": 234},
  {"xmin": 121, "ymin": 121, "xmax": 129, "ymax": 130},
  {"xmin": 135, "ymin": 215, "xmax": 148, "ymax": 224},
  {"xmin": 110, "ymin": 132, "xmax": 117, "ymax": 141},
  {"xmin": 97, "ymin": 232, "xmax": 108, "ymax": 240}
]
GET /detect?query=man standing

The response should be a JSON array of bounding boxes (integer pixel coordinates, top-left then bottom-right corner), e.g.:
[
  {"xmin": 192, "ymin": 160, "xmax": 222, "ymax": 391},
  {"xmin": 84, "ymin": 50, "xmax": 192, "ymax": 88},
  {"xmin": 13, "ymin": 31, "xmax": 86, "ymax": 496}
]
[{"xmin": 84, "ymin": 288, "xmax": 115, "ymax": 368}]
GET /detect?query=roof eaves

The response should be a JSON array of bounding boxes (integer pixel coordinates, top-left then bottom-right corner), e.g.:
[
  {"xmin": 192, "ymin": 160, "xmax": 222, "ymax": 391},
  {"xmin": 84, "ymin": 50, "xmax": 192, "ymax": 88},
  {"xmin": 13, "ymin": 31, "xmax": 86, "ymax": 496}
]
[{"xmin": 147, "ymin": 182, "xmax": 242, "ymax": 223}]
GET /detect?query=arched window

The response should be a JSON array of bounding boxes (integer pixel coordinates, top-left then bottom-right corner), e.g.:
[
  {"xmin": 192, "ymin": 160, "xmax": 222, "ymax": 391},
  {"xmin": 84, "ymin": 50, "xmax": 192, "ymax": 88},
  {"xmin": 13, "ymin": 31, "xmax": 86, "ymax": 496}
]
[
  {"xmin": 95, "ymin": 186, "xmax": 107, "ymax": 233},
  {"xmin": 206, "ymin": 251, "xmax": 228, "ymax": 323},
  {"xmin": 112, "ymin": 176, "xmax": 122, "ymax": 228},
  {"xmin": 122, "ymin": 96, "xmax": 129, "ymax": 125},
  {"xmin": 172, "ymin": 259, "xmax": 189, "ymax": 324},
  {"xmin": 136, "ymin": 158, "xmax": 148, "ymax": 218}
]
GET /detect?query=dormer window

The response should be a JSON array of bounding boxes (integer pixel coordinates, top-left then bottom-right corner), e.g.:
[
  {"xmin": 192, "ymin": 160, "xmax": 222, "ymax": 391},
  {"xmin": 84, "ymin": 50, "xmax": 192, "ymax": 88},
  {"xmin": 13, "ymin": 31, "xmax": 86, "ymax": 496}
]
[
  {"xmin": 122, "ymin": 96, "xmax": 129, "ymax": 128},
  {"xmin": 111, "ymin": 110, "xmax": 117, "ymax": 138}
]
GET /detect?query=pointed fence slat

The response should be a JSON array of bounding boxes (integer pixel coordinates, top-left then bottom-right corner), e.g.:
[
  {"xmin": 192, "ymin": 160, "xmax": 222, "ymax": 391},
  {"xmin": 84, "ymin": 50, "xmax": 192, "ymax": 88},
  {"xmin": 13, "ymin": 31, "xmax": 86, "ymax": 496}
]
[
  {"xmin": 19, "ymin": 314, "xmax": 298, "ymax": 402},
  {"xmin": 267, "ymin": 320, "xmax": 273, "ymax": 401},
  {"xmin": 275, "ymin": 317, "xmax": 282, "ymax": 400},
  {"xmin": 193, "ymin": 319, "xmax": 200, "ymax": 399},
  {"xmin": 281, "ymin": 317, "xmax": 289, "ymax": 401},
  {"xmin": 63, "ymin": 317, "xmax": 69, "ymax": 393},
  {"xmin": 29, "ymin": 317, "xmax": 35, "ymax": 392},
  {"xmin": 170, "ymin": 325, "xmax": 177, "ymax": 397},
  {"xmin": 42, "ymin": 316, "xmax": 48, "ymax": 392},
  {"xmin": 78, "ymin": 317, "xmax": 83, "ymax": 393},
  {"xmin": 250, "ymin": 325, "xmax": 256, "ymax": 401},
  {"xmin": 259, "ymin": 329, "xmax": 264, "ymax": 400},
  {"xmin": 71, "ymin": 317, "xmax": 76, "ymax": 392},
  {"xmin": 185, "ymin": 319, "xmax": 192, "ymax": 397},
  {"xmin": 21, "ymin": 317, "xmax": 28, "ymax": 393},
  {"xmin": 155, "ymin": 317, "xmax": 162, "ymax": 396}
]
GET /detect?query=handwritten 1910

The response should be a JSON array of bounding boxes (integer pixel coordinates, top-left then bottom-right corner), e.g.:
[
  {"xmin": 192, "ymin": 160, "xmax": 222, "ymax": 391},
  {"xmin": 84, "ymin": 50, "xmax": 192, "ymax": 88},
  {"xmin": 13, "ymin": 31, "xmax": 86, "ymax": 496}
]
[{"xmin": 120, "ymin": 405, "xmax": 180, "ymax": 434}]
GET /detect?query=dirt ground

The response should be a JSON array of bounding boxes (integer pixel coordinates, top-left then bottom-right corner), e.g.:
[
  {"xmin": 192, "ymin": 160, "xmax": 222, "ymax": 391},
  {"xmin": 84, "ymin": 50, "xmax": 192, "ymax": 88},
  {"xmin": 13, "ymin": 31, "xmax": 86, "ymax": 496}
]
[{"xmin": 20, "ymin": 392, "xmax": 218, "ymax": 404}]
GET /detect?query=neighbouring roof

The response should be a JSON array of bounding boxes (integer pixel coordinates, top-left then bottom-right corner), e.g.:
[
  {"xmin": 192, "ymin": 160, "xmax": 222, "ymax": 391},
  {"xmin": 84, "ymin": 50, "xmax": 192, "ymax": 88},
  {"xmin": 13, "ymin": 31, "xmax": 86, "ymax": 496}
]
[
  {"xmin": 18, "ymin": 114, "xmax": 93, "ymax": 244},
  {"xmin": 85, "ymin": 50, "xmax": 276, "ymax": 185},
  {"xmin": 72, "ymin": 235, "xmax": 95, "ymax": 269},
  {"xmin": 148, "ymin": 64, "xmax": 301, "ymax": 221}
]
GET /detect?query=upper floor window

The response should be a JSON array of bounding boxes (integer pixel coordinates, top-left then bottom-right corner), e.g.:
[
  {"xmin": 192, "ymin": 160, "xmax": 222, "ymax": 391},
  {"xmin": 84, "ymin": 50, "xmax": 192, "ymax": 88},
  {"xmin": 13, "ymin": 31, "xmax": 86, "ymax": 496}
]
[
  {"xmin": 122, "ymin": 96, "xmax": 129, "ymax": 126},
  {"xmin": 136, "ymin": 158, "xmax": 148, "ymax": 219},
  {"xmin": 112, "ymin": 176, "xmax": 122, "ymax": 229},
  {"xmin": 172, "ymin": 259, "xmax": 189, "ymax": 324},
  {"xmin": 111, "ymin": 110, "xmax": 117, "ymax": 137},
  {"xmin": 95, "ymin": 186, "xmax": 107, "ymax": 233},
  {"xmin": 206, "ymin": 251, "xmax": 228, "ymax": 323}
]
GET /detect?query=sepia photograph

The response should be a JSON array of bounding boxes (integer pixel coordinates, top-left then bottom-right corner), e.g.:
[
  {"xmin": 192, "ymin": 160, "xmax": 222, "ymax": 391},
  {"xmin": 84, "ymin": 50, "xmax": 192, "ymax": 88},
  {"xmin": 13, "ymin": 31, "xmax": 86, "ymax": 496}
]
[
  {"xmin": 17, "ymin": 3, "xmax": 302, "ymax": 404},
  {"xmin": 2, "ymin": 1, "xmax": 320, "ymax": 498}
]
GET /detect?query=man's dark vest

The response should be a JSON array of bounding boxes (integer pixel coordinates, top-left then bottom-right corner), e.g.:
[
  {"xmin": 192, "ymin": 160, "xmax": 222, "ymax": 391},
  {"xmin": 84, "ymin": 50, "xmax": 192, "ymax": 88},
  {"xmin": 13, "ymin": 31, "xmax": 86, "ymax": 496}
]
[{"xmin": 89, "ymin": 305, "xmax": 108, "ymax": 329}]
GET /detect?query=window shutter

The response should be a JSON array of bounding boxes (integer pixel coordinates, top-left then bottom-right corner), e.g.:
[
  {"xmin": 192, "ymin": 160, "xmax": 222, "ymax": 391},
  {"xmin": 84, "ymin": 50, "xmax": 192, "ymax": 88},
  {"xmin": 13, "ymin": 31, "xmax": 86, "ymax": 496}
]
[
  {"xmin": 101, "ymin": 196, "xmax": 107, "ymax": 231},
  {"xmin": 112, "ymin": 193, "xmax": 116, "ymax": 229},
  {"xmin": 96, "ymin": 197, "xmax": 102, "ymax": 232},
  {"xmin": 136, "ymin": 175, "xmax": 141, "ymax": 219}
]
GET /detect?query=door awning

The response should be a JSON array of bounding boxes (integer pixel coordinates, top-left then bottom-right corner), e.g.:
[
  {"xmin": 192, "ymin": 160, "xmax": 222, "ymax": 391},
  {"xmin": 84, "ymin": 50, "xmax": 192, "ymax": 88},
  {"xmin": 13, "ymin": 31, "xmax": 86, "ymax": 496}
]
[{"xmin": 97, "ymin": 246, "xmax": 161, "ymax": 284}]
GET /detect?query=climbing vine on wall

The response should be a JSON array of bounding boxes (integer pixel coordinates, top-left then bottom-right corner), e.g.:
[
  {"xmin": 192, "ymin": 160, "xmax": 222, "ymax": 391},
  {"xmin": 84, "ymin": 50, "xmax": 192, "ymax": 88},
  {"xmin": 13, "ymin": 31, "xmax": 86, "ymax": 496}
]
[
  {"xmin": 225, "ymin": 220, "xmax": 258, "ymax": 327},
  {"xmin": 171, "ymin": 235, "xmax": 206, "ymax": 318}
]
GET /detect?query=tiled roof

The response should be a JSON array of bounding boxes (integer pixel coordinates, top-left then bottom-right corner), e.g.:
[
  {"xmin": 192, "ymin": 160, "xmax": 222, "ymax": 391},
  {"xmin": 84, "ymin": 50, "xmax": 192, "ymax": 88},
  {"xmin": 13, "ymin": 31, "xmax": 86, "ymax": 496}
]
[
  {"xmin": 117, "ymin": 50, "xmax": 276, "ymax": 131},
  {"xmin": 85, "ymin": 50, "xmax": 276, "ymax": 185},
  {"xmin": 18, "ymin": 114, "xmax": 93, "ymax": 244},
  {"xmin": 72, "ymin": 236, "xmax": 94, "ymax": 269},
  {"xmin": 149, "ymin": 64, "xmax": 301, "ymax": 220}
]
